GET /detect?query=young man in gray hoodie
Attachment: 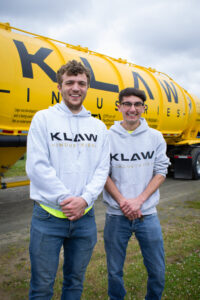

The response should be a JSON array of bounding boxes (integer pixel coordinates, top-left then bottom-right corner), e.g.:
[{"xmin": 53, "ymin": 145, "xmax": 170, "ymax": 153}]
[
  {"xmin": 26, "ymin": 60, "xmax": 110, "ymax": 299},
  {"xmin": 103, "ymin": 87, "xmax": 170, "ymax": 300}
]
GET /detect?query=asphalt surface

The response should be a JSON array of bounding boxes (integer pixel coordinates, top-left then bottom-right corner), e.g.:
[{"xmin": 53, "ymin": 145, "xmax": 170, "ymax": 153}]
[{"xmin": 0, "ymin": 176, "xmax": 200, "ymax": 250}]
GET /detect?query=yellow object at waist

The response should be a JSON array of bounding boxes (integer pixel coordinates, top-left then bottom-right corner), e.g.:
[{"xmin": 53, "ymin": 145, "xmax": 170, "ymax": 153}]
[{"xmin": 40, "ymin": 203, "xmax": 92, "ymax": 219}]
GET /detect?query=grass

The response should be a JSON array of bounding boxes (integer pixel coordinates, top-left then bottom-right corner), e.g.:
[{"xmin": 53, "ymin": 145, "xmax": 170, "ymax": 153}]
[
  {"xmin": 4, "ymin": 156, "xmax": 27, "ymax": 178},
  {"xmin": 0, "ymin": 215, "xmax": 199, "ymax": 299},
  {"xmin": 184, "ymin": 200, "xmax": 200, "ymax": 209}
]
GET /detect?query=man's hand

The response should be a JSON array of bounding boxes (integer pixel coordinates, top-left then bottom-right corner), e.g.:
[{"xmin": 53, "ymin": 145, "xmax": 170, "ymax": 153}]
[
  {"xmin": 120, "ymin": 196, "xmax": 143, "ymax": 220},
  {"xmin": 60, "ymin": 197, "xmax": 88, "ymax": 221}
]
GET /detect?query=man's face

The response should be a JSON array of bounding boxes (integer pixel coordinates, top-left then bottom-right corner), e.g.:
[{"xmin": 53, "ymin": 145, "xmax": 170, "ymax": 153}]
[
  {"xmin": 118, "ymin": 95, "xmax": 145, "ymax": 127},
  {"xmin": 57, "ymin": 72, "xmax": 88, "ymax": 113}
]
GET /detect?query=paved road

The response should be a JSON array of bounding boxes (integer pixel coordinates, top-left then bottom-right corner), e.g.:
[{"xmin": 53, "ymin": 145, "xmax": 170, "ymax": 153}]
[{"xmin": 0, "ymin": 176, "xmax": 200, "ymax": 249}]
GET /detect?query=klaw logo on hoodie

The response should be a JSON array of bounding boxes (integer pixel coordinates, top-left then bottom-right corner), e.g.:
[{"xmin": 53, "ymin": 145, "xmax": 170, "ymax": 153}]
[
  {"xmin": 111, "ymin": 151, "xmax": 154, "ymax": 161},
  {"xmin": 50, "ymin": 132, "xmax": 98, "ymax": 142}
]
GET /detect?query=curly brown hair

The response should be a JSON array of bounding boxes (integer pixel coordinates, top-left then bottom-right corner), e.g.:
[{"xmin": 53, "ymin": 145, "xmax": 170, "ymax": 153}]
[{"xmin": 56, "ymin": 60, "xmax": 91, "ymax": 86}]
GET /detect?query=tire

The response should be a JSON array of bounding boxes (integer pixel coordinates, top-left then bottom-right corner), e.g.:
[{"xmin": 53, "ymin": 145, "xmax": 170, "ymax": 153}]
[{"xmin": 192, "ymin": 148, "xmax": 200, "ymax": 179}]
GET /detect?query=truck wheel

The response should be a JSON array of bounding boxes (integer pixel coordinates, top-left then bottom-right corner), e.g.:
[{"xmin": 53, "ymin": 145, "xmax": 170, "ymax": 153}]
[{"xmin": 192, "ymin": 148, "xmax": 200, "ymax": 179}]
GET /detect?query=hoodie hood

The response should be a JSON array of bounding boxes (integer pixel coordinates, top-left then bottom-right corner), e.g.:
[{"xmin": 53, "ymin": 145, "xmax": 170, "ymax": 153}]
[
  {"xmin": 109, "ymin": 118, "xmax": 149, "ymax": 138},
  {"xmin": 49, "ymin": 100, "xmax": 91, "ymax": 118}
]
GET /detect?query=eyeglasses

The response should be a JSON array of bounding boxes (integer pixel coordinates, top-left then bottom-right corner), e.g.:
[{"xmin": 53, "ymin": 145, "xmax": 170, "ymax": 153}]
[{"xmin": 120, "ymin": 101, "xmax": 144, "ymax": 108}]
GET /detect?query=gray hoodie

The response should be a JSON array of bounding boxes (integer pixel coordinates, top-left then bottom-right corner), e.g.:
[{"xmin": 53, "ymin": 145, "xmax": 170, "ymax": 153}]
[
  {"xmin": 103, "ymin": 118, "xmax": 170, "ymax": 215},
  {"xmin": 26, "ymin": 101, "xmax": 110, "ymax": 211}
]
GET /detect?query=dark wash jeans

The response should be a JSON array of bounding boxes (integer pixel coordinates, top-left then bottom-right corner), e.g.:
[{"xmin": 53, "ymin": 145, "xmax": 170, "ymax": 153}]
[
  {"xmin": 104, "ymin": 213, "xmax": 165, "ymax": 300},
  {"xmin": 29, "ymin": 204, "xmax": 97, "ymax": 300}
]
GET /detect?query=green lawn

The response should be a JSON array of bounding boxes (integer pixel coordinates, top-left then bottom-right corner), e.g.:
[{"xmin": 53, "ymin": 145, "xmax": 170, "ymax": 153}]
[
  {"xmin": 0, "ymin": 209, "xmax": 199, "ymax": 299},
  {"xmin": 4, "ymin": 155, "xmax": 27, "ymax": 178}
]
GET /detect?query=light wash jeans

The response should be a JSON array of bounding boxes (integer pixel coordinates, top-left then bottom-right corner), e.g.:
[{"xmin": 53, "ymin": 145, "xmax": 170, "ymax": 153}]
[
  {"xmin": 29, "ymin": 204, "xmax": 97, "ymax": 300},
  {"xmin": 104, "ymin": 213, "xmax": 165, "ymax": 300}
]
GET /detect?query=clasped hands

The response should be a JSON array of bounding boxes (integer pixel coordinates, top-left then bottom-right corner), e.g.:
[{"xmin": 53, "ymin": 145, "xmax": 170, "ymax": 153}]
[
  {"xmin": 60, "ymin": 196, "xmax": 87, "ymax": 221},
  {"xmin": 119, "ymin": 196, "xmax": 143, "ymax": 220}
]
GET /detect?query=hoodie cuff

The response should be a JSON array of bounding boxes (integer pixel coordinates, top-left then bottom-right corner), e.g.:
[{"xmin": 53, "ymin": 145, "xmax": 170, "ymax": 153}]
[
  {"xmin": 155, "ymin": 170, "xmax": 167, "ymax": 177},
  {"xmin": 81, "ymin": 193, "xmax": 93, "ymax": 208},
  {"xmin": 57, "ymin": 194, "xmax": 72, "ymax": 205}
]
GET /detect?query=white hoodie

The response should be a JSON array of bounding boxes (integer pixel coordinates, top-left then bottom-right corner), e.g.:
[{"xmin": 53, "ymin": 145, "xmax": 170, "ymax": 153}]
[
  {"xmin": 26, "ymin": 101, "xmax": 110, "ymax": 211},
  {"xmin": 103, "ymin": 118, "xmax": 170, "ymax": 215}
]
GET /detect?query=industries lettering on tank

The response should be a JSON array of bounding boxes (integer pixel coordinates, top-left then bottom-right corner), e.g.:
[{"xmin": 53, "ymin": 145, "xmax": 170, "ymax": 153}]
[{"xmin": 11, "ymin": 39, "xmax": 186, "ymax": 125}]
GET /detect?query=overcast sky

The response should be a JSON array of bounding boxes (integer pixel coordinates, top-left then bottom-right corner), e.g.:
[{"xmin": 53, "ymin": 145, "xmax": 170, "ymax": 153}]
[{"xmin": 1, "ymin": 0, "xmax": 200, "ymax": 97}]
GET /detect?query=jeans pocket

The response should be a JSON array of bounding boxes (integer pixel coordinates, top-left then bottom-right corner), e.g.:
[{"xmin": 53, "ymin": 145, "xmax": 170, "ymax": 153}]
[{"xmin": 33, "ymin": 204, "xmax": 51, "ymax": 220}]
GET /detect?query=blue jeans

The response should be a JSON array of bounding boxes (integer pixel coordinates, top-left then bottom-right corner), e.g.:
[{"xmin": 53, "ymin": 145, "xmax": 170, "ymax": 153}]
[
  {"xmin": 29, "ymin": 204, "xmax": 97, "ymax": 300},
  {"xmin": 104, "ymin": 213, "xmax": 165, "ymax": 300}
]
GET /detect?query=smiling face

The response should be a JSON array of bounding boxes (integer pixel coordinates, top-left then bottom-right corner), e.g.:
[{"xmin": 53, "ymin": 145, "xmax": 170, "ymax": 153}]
[
  {"xmin": 118, "ymin": 95, "xmax": 145, "ymax": 130},
  {"xmin": 57, "ymin": 72, "xmax": 88, "ymax": 114}
]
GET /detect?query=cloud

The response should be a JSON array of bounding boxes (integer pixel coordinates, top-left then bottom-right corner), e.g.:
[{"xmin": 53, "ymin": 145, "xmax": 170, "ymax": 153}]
[
  {"xmin": 1, "ymin": 0, "xmax": 90, "ymax": 19},
  {"xmin": 0, "ymin": 0, "xmax": 92, "ymax": 35}
]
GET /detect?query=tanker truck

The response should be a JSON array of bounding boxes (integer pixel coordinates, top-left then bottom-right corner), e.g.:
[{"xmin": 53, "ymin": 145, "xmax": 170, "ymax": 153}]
[{"xmin": 0, "ymin": 22, "xmax": 200, "ymax": 188}]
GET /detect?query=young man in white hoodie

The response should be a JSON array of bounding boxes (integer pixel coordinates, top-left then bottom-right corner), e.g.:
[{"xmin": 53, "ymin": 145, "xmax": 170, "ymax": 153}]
[
  {"xmin": 103, "ymin": 87, "xmax": 170, "ymax": 300},
  {"xmin": 26, "ymin": 60, "xmax": 110, "ymax": 300}
]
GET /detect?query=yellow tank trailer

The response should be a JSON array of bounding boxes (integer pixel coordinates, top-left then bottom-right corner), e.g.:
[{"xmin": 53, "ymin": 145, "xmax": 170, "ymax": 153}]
[{"xmin": 0, "ymin": 22, "xmax": 200, "ymax": 188}]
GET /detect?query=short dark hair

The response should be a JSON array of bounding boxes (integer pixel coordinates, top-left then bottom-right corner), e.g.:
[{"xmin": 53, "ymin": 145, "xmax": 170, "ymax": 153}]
[
  {"xmin": 56, "ymin": 60, "xmax": 91, "ymax": 86},
  {"xmin": 119, "ymin": 87, "xmax": 146, "ymax": 103}
]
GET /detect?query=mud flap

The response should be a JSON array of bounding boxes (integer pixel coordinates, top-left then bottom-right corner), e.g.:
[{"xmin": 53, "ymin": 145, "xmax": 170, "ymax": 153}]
[{"xmin": 174, "ymin": 155, "xmax": 193, "ymax": 179}]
